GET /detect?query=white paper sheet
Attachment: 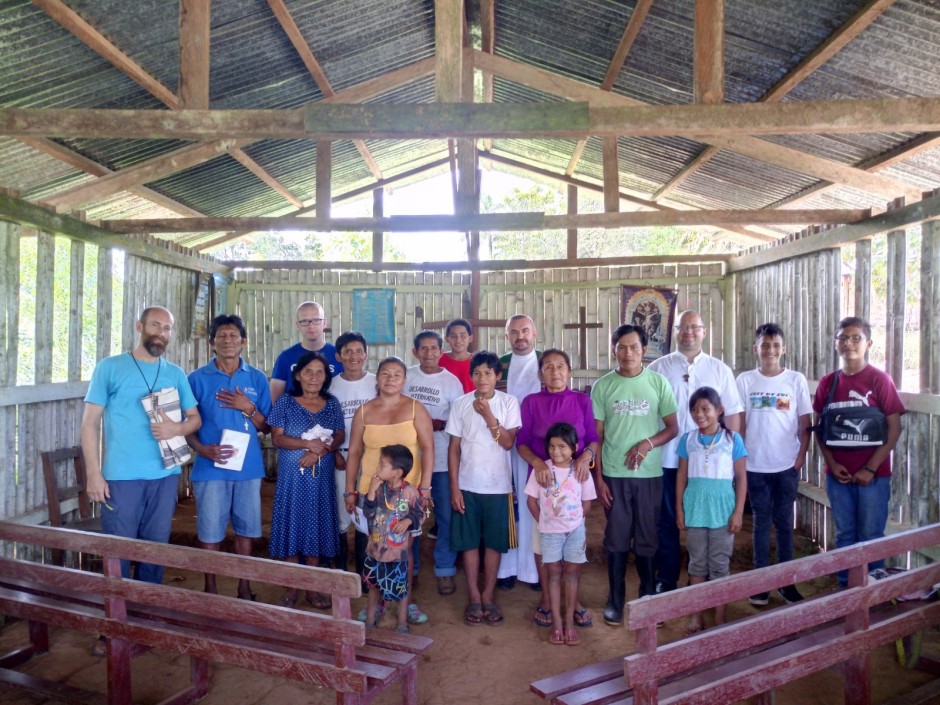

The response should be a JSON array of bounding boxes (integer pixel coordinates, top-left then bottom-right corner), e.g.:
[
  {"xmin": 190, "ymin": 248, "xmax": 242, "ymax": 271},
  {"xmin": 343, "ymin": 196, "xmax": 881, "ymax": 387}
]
[{"xmin": 214, "ymin": 429, "xmax": 251, "ymax": 471}]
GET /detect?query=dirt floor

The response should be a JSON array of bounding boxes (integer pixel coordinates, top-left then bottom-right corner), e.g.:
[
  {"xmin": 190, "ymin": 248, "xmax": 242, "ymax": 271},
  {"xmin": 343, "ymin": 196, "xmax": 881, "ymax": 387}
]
[{"xmin": 2, "ymin": 481, "xmax": 938, "ymax": 705}]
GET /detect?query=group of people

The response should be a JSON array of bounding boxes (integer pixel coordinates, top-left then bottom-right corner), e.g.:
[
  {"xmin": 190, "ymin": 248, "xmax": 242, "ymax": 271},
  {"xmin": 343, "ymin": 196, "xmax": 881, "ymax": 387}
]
[{"xmin": 80, "ymin": 299, "xmax": 904, "ymax": 648}]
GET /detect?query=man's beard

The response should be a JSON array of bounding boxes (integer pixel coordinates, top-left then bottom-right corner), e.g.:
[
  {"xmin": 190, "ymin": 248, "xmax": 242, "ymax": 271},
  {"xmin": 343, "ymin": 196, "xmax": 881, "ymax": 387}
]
[{"xmin": 143, "ymin": 335, "xmax": 167, "ymax": 357}]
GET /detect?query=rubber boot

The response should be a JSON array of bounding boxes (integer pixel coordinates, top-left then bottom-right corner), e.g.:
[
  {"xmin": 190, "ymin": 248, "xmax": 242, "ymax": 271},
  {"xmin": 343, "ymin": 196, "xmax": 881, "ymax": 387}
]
[
  {"xmin": 335, "ymin": 530, "xmax": 349, "ymax": 571},
  {"xmin": 603, "ymin": 551, "xmax": 628, "ymax": 626},
  {"xmin": 636, "ymin": 555, "xmax": 657, "ymax": 598}
]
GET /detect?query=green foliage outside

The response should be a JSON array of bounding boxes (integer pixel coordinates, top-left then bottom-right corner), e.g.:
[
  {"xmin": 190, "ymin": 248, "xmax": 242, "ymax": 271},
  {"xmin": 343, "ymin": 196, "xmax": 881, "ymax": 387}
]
[
  {"xmin": 214, "ymin": 232, "xmax": 406, "ymax": 262},
  {"xmin": 480, "ymin": 184, "xmax": 738, "ymax": 259}
]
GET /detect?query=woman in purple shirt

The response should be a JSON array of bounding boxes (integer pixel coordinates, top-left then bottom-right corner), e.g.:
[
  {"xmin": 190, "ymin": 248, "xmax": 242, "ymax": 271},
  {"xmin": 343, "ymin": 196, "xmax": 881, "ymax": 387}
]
[{"xmin": 517, "ymin": 348, "xmax": 600, "ymax": 628}]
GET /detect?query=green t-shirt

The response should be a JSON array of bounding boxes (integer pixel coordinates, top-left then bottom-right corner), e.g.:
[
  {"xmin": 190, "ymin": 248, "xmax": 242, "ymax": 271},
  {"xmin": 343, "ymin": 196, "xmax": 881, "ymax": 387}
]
[{"xmin": 591, "ymin": 368, "xmax": 678, "ymax": 479}]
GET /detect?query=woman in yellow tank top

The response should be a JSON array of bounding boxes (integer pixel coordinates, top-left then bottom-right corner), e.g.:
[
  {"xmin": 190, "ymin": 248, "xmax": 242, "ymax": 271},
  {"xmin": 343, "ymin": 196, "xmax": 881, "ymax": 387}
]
[{"xmin": 344, "ymin": 356, "xmax": 435, "ymax": 625}]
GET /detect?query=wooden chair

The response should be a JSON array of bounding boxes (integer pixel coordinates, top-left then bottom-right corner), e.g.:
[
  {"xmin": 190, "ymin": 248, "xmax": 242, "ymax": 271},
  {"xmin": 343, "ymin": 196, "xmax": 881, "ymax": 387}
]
[{"xmin": 40, "ymin": 446, "xmax": 101, "ymax": 566}]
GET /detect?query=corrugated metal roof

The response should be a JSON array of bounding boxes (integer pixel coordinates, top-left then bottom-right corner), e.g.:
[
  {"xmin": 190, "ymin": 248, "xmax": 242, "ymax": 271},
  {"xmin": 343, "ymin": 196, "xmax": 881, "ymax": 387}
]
[{"xmin": 2, "ymin": 0, "xmax": 940, "ymax": 253}]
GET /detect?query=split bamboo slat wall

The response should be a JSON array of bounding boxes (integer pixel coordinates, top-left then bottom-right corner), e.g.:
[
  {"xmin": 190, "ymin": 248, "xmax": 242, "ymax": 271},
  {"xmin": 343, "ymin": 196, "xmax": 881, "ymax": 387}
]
[
  {"xmin": 231, "ymin": 262, "xmax": 727, "ymax": 393},
  {"xmin": 0, "ymin": 224, "xmax": 201, "ymax": 524}
]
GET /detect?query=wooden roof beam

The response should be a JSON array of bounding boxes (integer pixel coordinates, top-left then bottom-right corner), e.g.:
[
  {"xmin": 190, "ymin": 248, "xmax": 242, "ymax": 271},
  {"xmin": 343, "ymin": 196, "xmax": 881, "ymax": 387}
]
[
  {"xmin": 101, "ymin": 208, "xmax": 871, "ymax": 235},
  {"xmin": 473, "ymin": 50, "xmax": 920, "ymax": 202},
  {"xmin": 35, "ymin": 0, "xmax": 308, "ymax": 212},
  {"xmin": 266, "ymin": 0, "xmax": 382, "ymax": 180},
  {"xmin": 653, "ymin": 0, "xmax": 898, "ymax": 202},
  {"xmin": 480, "ymin": 0, "xmax": 495, "ymax": 152},
  {"xmin": 694, "ymin": 0, "xmax": 723, "ymax": 105},
  {"xmin": 565, "ymin": 0, "xmax": 653, "ymax": 176}
]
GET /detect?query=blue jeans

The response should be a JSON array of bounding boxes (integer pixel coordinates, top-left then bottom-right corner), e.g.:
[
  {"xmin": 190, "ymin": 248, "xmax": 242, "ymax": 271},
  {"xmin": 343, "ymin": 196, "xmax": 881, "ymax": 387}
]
[
  {"xmin": 826, "ymin": 474, "xmax": 891, "ymax": 586},
  {"xmin": 100, "ymin": 475, "xmax": 178, "ymax": 584},
  {"xmin": 654, "ymin": 467, "xmax": 681, "ymax": 591},
  {"xmin": 431, "ymin": 472, "xmax": 457, "ymax": 577},
  {"xmin": 747, "ymin": 468, "xmax": 799, "ymax": 570}
]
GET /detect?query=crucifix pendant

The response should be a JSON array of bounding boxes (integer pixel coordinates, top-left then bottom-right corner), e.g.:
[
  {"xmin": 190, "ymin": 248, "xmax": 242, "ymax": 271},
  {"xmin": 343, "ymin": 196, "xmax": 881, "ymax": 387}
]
[{"xmin": 244, "ymin": 418, "xmax": 250, "ymax": 431}]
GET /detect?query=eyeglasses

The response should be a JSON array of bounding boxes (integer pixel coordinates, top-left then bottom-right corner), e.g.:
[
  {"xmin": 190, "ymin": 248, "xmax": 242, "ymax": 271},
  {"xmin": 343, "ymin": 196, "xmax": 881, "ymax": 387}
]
[
  {"xmin": 675, "ymin": 325, "xmax": 704, "ymax": 333},
  {"xmin": 835, "ymin": 334, "xmax": 865, "ymax": 344},
  {"xmin": 297, "ymin": 318, "xmax": 324, "ymax": 326}
]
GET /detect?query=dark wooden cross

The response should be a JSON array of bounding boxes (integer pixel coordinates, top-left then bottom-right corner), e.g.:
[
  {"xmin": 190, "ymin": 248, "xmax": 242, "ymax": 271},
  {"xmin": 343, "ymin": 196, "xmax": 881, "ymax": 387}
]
[
  {"xmin": 417, "ymin": 271, "xmax": 505, "ymax": 352},
  {"xmin": 564, "ymin": 306, "xmax": 602, "ymax": 368}
]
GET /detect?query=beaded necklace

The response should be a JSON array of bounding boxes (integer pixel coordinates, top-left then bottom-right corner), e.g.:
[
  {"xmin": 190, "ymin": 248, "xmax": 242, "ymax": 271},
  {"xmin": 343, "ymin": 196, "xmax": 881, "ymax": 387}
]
[
  {"xmin": 697, "ymin": 427, "xmax": 720, "ymax": 472},
  {"xmin": 383, "ymin": 481, "xmax": 408, "ymax": 514}
]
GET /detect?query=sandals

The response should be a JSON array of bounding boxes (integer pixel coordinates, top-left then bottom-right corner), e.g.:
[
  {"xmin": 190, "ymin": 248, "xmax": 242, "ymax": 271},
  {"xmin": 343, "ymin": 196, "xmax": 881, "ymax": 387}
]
[
  {"xmin": 91, "ymin": 635, "xmax": 107, "ymax": 657},
  {"xmin": 393, "ymin": 624, "xmax": 410, "ymax": 634},
  {"xmin": 306, "ymin": 591, "xmax": 332, "ymax": 609},
  {"xmin": 278, "ymin": 591, "xmax": 298, "ymax": 608},
  {"xmin": 437, "ymin": 576, "xmax": 456, "ymax": 596},
  {"xmin": 534, "ymin": 605, "xmax": 552, "ymax": 627},
  {"xmin": 407, "ymin": 603, "xmax": 429, "ymax": 624},
  {"xmin": 573, "ymin": 607, "xmax": 593, "ymax": 628},
  {"xmin": 549, "ymin": 629, "xmax": 565, "ymax": 645},
  {"xmin": 564, "ymin": 628, "xmax": 581, "ymax": 646},
  {"xmin": 684, "ymin": 620, "xmax": 704, "ymax": 635},
  {"xmin": 482, "ymin": 603, "xmax": 504, "ymax": 626},
  {"xmin": 464, "ymin": 602, "xmax": 485, "ymax": 626}
]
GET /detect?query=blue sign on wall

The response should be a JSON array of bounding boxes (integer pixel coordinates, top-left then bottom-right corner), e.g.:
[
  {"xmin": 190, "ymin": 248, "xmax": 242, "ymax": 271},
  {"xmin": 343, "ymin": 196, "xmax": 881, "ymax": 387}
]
[{"xmin": 353, "ymin": 288, "xmax": 396, "ymax": 344}]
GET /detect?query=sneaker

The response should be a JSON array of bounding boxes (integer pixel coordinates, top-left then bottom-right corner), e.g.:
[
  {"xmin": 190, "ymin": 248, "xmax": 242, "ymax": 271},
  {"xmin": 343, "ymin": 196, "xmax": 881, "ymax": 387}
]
[
  {"xmin": 496, "ymin": 576, "xmax": 516, "ymax": 591},
  {"xmin": 357, "ymin": 600, "xmax": 386, "ymax": 622},
  {"xmin": 749, "ymin": 592, "xmax": 770, "ymax": 606},
  {"xmin": 778, "ymin": 585, "xmax": 804, "ymax": 604},
  {"xmin": 427, "ymin": 524, "xmax": 438, "ymax": 540},
  {"xmin": 407, "ymin": 603, "xmax": 429, "ymax": 624}
]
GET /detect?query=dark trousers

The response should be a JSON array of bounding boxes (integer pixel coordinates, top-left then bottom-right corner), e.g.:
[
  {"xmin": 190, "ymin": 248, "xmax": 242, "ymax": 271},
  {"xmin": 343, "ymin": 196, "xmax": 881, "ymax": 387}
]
[{"xmin": 654, "ymin": 467, "xmax": 681, "ymax": 591}]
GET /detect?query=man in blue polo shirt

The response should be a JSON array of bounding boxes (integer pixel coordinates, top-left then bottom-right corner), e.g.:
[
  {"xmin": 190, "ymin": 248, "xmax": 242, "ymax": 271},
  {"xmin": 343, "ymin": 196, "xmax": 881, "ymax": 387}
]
[
  {"xmin": 270, "ymin": 301, "xmax": 343, "ymax": 402},
  {"xmin": 187, "ymin": 314, "xmax": 271, "ymax": 600}
]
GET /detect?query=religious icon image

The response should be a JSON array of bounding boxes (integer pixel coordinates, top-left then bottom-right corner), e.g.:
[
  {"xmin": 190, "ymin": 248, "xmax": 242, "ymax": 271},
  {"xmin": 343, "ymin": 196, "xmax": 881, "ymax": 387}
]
[{"xmin": 621, "ymin": 286, "xmax": 678, "ymax": 361}]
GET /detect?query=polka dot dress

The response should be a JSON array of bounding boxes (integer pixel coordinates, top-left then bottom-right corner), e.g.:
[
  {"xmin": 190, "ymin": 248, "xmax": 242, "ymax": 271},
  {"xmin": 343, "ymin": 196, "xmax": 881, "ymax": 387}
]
[{"xmin": 268, "ymin": 394, "xmax": 344, "ymax": 559}]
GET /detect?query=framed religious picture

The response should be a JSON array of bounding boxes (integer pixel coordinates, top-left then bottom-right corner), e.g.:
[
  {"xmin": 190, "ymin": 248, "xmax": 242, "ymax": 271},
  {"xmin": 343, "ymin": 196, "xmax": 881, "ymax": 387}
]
[{"xmin": 621, "ymin": 286, "xmax": 678, "ymax": 361}]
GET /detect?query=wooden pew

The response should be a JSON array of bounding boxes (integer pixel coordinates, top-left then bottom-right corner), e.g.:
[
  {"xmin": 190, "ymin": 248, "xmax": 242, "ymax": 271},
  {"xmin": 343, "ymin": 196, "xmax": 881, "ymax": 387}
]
[
  {"xmin": 0, "ymin": 520, "xmax": 432, "ymax": 705},
  {"xmin": 531, "ymin": 524, "xmax": 940, "ymax": 705}
]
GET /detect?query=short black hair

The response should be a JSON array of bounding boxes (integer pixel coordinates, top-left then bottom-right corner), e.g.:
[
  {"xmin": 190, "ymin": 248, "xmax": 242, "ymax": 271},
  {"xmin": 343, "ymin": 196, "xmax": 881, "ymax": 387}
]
[
  {"xmin": 381, "ymin": 444, "xmax": 414, "ymax": 475},
  {"xmin": 754, "ymin": 322, "xmax": 785, "ymax": 342},
  {"xmin": 377, "ymin": 356, "xmax": 408, "ymax": 376},
  {"xmin": 470, "ymin": 350, "xmax": 501, "ymax": 376},
  {"xmin": 289, "ymin": 352, "xmax": 334, "ymax": 398},
  {"xmin": 446, "ymin": 318, "xmax": 473, "ymax": 336},
  {"xmin": 209, "ymin": 314, "xmax": 247, "ymax": 341},
  {"xmin": 545, "ymin": 422, "xmax": 578, "ymax": 454},
  {"xmin": 336, "ymin": 330, "xmax": 367, "ymax": 354},
  {"xmin": 611, "ymin": 323, "xmax": 648, "ymax": 348},
  {"xmin": 413, "ymin": 330, "xmax": 443, "ymax": 349},
  {"xmin": 539, "ymin": 348, "xmax": 571, "ymax": 371},
  {"xmin": 837, "ymin": 316, "xmax": 872, "ymax": 339}
]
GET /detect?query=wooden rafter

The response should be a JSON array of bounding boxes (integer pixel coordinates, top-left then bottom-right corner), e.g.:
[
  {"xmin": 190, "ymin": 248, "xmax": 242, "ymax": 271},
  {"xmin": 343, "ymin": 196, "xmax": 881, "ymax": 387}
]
[
  {"xmin": 473, "ymin": 50, "xmax": 921, "ymax": 202},
  {"xmin": 480, "ymin": 0, "xmax": 495, "ymax": 152},
  {"xmin": 654, "ymin": 0, "xmax": 898, "ymax": 202},
  {"xmin": 436, "ymin": 0, "xmax": 463, "ymax": 103},
  {"xmin": 19, "ymin": 137, "xmax": 206, "ymax": 218},
  {"xmin": 694, "ymin": 0, "xmax": 723, "ymax": 105},
  {"xmin": 34, "ymin": 0, "xmax": 306, "ymax": 212},
  {"xmin": 101, "ymin": 208, "xmax": 871, "ymax": 235},
  {"xmin": 266, "ymin": 0, "xmax": 382, "ymax": 180},
  {"xmin": 565, "ymin": 0, "xmax": 653, "ymax": 176}
]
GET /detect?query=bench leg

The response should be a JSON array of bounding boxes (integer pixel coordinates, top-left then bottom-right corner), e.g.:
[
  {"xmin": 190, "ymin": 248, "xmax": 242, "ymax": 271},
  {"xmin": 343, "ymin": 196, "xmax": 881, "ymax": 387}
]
[
  {"xmin": 28, "ymin": 621, "xmax": 49, "ymax": 654},
  {"xmin": 635, "ymin": 681, "xmax": 658, "ymax": 705},
  {"xmin": 191, "ymin": 656, "xmax": 209, "ymax": 699},
  {"xmin": 844, "ymin": 653, "xmax": 872, "ymax": 705},
  {"xmin": 336, "ymin": 691, "xmax": 361, "ymax": 705},
  {"xmin": 107, "ymin": 638, "xmax": 133, "ymax": 705},
  {"xmin": 401, "ymin": 663, "xmax": 418, "ymax": 705},
  {"xmin": 750, "ymin": 691, "xmax": 775, "ymax": 705}
]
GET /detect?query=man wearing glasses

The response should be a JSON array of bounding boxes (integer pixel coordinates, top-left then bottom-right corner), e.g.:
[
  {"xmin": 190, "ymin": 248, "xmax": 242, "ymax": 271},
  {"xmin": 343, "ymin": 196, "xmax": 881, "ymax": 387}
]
[
  {"xmin": 270, "ymin": 301, "xmax": 344, "ymax": 402},
  {"xmin": 648, "ymin": 310, "xmax": 743, "ymax": 594}
]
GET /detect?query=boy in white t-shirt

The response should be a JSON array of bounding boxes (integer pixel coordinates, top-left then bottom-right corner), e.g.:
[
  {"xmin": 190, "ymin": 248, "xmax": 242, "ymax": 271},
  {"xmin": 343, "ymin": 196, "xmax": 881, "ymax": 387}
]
[
  {"xmin": 446, "ymin": 351, "xmax": 521, "ymax": 627},
  {"xmin": 404, "ymin": 330, "xmax": 464, "ymax": 596},
  {"xmin": 330, "ymin": 331, "xmax": 376, "ymax": 576},
  {"xmin": 736, "ymin": 323, "xmax": 812, "ymax": 606}
]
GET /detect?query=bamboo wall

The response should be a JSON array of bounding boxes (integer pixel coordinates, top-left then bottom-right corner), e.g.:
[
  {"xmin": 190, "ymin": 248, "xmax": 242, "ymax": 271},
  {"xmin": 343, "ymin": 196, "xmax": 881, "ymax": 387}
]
[
  {"xmin": 0, "ymin": 223, "xmax": 201, "ymax": 523},
  {"xmin": 231, "ymin": 262, "xmax": 728, "ymax": 392}
]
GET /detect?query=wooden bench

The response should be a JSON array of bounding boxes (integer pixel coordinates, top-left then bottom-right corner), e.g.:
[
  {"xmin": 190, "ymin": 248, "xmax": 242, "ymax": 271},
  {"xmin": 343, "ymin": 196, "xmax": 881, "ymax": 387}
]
[
  {"xmin": 0, "ymin": 520, "xmax": 432, "ymax": 705},
  {"xmin": 532, "ymin": 524, "xmax": 940, "ymax": 705}
]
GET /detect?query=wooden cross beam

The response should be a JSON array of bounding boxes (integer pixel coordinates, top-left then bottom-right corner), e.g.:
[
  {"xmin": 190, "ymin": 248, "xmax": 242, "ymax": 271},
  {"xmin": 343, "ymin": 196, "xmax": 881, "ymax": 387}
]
[{"xmin": 563, "ymin": 306, "xmax": 602, "ymax": 368}]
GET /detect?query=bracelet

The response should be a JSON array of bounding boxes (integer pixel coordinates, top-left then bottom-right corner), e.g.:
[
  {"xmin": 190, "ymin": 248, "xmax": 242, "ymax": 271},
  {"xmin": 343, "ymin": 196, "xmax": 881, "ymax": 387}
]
[
  {"xmin": 644, "ymin": 438, "xmax": 654, "ymax": 452},
  {"xmin": 861, "ymin": 466, "xmax": 876, "ymax": 473},
  {"xmin": 493, "ymin": 428, "xmax": 501, "ymax": 442},
  {"xmin": 488, "ymin": 422, "xmax": 500, "ymax": 430},
  {"xmin": 419, "ymin": 486, "xmax": 432, "ymax": 492},
  {"xmin": 343, "ymin": 491, "xmax": 359, "ymax": 498}
]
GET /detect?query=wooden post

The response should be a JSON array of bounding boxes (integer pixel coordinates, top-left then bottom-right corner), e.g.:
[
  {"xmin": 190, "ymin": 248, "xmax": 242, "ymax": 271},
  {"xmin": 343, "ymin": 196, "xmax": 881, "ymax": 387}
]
[
  {"xmin": 884, "ymin": 197, "xmax": 906, "ymax": 387},
  {"xmin": 34, "ymin": 232, "xmax": 54, "ymax": 384},
  {"xmin": 178, "ymin": 0, "xmax": 211, "ymax": 109},
  {"xmin": 567, "ymin": 184, "xmax": 578, "ymax": 260},
  {"xmin": 68, "ymin": 239, "xmax": 85, "ymax": 381},
  {"xmin": 854, "ymin": 238, "xmax": 871, "ymax": 320},
  {"xmin": 694, "ymin": 0, "xmax": 724, "ymax": 105},
  {"xmin": 372, "ymin": 187, "xmax": 383, "ymax": 269},
  {"xmin": 96, "ymin": 246, "xmax": 113, "ymax": 361},
  {"xmin": 921, "ymin": 203, "xmax": 940, "ymax": 394},
  {"xmin": 316, "ymin": 141, "xmax": 332, "ymax": 219},
  {"xmin": 603, "ymin": 137, "xmax": 619, "ymax": 213}
]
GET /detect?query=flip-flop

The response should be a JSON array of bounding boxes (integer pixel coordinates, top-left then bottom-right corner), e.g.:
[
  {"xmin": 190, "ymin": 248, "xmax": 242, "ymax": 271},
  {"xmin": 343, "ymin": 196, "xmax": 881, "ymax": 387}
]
[
  {"xmin": 464, "ymin": 602, "xmax": 485, "ymax": 626},
  {"xmin": 306, "ymin": 591, "xmax": 332, "ymax": 609},
  {"xmin": 548, "ymin": 629, "xmax": 565, "ymax": 645},
  {"xmin": 564, "ymin": 628, "xmax": 581, "ymax": 646},
  {"xmin": 684, "ymin": 622, "xmax": 704, "ymax": 635},
  {"xmin": 573, "ymin": 607, "xmax": 593, "ymax": 628},
  {"xmin": 483, "ymin": 603, "xmax": 504, "ymax": 626},
  {"xmin": 278, "ymin": 591, "xmax": 298, "ymax": 608},
  {"xmin": 534, "ymin": 606, "xmax": 552, "ymax": 627}
]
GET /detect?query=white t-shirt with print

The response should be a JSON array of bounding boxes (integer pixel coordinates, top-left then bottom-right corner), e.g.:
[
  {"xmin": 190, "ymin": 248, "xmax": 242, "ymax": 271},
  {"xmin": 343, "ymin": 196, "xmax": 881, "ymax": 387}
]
[
  {"xmin": 405, "ymin": 366, "xmax": 463, "ymax": 473},
  {"xmin": 524, "ymin": 460, "xmax": 597, "ymax": 534},
  {"xmin": 445, "ymin": 390, "xmax": 522, "ymax": 494},
  {"xmin": 330, "ymin": 373, "xmax": 376, "ymax": 452},
  {"xmin": 736, "ymin": 368, "xmax": 812, "ymax": 473}
]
